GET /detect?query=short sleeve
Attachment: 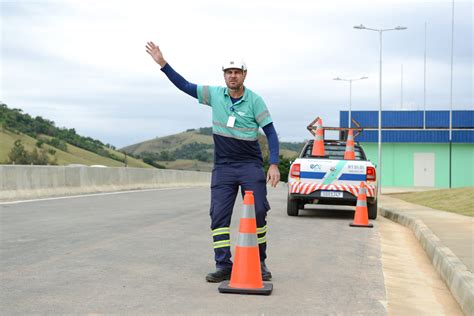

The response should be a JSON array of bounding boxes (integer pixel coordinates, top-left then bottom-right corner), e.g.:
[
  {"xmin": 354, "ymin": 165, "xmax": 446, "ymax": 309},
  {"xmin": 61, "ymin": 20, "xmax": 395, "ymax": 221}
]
[
  {"xmin": 253, "ymin": 96, "xmax": 272, "ymax": 127},
  {"xmin": 197, "ymin": 85, "xmax": 215, "ymax": 107}
]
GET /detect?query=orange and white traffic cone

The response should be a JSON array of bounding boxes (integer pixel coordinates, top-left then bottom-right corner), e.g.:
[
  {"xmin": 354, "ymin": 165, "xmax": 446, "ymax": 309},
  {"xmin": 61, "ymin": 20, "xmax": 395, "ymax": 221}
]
[
  {"xmin": 218, "ymin": 191, "xmax": 273, "ymax": 295},
  {"xmin": 344, "ymin": 129, "xmax": 355, "ymax": 160},
  {"xmin": 311, "ymin": 118, "xmax": 325, "ymax": 157},
  {"xmin": 349, "ymin": 182, "xmax": 373, "ymax": 228}
]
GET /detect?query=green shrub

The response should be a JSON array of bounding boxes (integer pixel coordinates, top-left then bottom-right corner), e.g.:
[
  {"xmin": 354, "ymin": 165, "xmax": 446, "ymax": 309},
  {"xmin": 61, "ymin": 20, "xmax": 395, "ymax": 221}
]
[{"xmin": 7, "ymin": 140, "xmax": 53, "ymax": 165}]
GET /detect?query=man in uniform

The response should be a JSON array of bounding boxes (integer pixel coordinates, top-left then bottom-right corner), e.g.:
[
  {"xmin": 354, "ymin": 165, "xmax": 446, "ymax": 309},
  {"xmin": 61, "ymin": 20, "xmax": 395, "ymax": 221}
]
[{"xmin": 146, "ymin": 41, "xmax": 280, "ymax": 282}]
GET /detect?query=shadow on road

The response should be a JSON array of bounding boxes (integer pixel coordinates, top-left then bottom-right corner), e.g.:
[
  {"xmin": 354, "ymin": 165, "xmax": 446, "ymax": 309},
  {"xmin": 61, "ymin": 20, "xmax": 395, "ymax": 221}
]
[{"xmin": 297, "ymin": 205, "xmax": 355, "ymax": 219}]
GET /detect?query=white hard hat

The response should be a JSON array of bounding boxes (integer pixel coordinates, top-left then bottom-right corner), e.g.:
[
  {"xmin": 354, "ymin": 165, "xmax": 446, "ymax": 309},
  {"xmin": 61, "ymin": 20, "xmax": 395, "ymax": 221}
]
[{"xmin": 222, "ymin": 59, "xmax": 247, "ymax": 71}]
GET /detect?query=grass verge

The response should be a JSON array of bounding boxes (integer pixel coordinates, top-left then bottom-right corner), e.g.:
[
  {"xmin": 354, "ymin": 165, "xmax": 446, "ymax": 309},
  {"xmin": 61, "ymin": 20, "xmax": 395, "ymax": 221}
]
[{"xmin": 389, "ymin": 187, "xmax": 474, "ymax": 217}]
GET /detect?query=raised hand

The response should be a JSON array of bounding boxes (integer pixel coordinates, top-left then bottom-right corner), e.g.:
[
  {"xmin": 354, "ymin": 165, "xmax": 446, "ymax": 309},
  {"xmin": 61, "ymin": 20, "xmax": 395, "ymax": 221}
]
[{"xmin": 146, "ymin": 41, "xmax": 167, "ymax": 67}]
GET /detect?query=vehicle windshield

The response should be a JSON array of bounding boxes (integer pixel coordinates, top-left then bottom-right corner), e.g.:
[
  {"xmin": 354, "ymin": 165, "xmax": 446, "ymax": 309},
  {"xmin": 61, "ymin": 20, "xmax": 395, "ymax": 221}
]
[{"xmin": 302, "ymin": 144, "xmax": 366, "ymax": 160}]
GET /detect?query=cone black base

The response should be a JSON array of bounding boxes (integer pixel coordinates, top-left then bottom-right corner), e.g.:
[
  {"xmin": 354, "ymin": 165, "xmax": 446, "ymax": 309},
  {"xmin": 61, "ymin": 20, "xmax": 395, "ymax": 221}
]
[
  {"xmin": 218, "ymin": 281, "xmax": 273, "ymax": 295},
  {"xmin": 349, "ymin": 223, "xmax": 374, "ymax": 228}
]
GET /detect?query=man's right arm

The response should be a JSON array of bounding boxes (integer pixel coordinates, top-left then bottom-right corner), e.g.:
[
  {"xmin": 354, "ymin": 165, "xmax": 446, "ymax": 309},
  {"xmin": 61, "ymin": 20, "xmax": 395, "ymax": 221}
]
[
  {"xmin": 146, "ymin": 41, "xmax": 197, "ymax": 99},
  {"xmin": 160, "ymin": 64, "xmax": 197, "ymax": 99}
]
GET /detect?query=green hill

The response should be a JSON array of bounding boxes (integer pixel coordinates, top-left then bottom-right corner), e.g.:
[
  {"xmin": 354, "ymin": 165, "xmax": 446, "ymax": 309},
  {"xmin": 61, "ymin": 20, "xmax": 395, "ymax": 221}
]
[
  {"xmin": 0, "ymin": 103, "xmax": 152, "ymax": 168},
  {"xmin": 122, "ymin": 127, "xmax": 304, "ymax": 159},
  {"xmin": 121, "ymin": 127, "xmax": 304, "ymax": 172},
  {"xmin": 122, "ymin": 128, "xmax": 214, "ymax": 154},
  {"xmin": 0, "ymin": 102, "xmax": 304, "ymax": 174}
]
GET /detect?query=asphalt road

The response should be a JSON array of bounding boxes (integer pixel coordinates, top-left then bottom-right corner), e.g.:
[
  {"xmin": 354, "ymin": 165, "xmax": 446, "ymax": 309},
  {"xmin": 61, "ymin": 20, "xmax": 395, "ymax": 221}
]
[{"xmin": 0, "ymin": 186, "xmax": 387, "ymax": 315}]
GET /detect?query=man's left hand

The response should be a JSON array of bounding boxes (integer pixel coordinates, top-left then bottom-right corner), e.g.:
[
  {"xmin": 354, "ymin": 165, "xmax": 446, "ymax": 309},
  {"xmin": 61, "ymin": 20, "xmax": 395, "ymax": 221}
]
[{"xmin": 266, "ymin": 164, "xmax": 280, "ymax": 188}]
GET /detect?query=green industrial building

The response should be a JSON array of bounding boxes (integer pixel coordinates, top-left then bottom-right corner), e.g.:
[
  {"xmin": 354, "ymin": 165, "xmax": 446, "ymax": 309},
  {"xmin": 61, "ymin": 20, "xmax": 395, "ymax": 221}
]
[{"xmin": 340, "ymin": 110, "xmax": 474, "ymax": 188}]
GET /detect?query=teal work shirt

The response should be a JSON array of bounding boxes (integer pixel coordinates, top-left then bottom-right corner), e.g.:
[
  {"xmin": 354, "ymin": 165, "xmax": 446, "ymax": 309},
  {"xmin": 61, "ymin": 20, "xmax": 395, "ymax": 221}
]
[
  {"xmin": 197, "ymin": 85, "xmax": 273, "ymax": 141},
  {"xmin": 196, "ymin": 85, "xmax": 273, "ymax": 164}
]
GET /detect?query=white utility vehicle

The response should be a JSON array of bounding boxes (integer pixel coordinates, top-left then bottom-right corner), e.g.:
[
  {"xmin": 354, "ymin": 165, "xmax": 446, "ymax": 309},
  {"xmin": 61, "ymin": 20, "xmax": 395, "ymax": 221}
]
[{"xmin": 287, "ymin": 139, "xmax": 378, "ymax": 218}]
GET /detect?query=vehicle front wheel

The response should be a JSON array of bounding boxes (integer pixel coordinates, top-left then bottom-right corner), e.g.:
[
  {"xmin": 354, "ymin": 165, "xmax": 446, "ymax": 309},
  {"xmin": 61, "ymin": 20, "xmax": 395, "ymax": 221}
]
[
  {"xmin": 368, "ymin": 200, "xmax": 378, "ymax": 220},
  {"xmin": 287, "ymin": 195, "xmax": 299, "ymax": 216}
]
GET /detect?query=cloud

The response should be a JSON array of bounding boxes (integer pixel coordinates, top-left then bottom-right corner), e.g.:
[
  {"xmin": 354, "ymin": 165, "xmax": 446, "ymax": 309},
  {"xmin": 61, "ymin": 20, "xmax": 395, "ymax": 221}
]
[{"xmin": 1, "ymin": 0, "xmax": 472, "ymax": 147}]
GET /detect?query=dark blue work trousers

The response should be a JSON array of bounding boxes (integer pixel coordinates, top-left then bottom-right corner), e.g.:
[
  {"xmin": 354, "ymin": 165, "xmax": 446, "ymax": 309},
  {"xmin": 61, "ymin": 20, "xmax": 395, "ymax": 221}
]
[{"xmin": 210, "ymin": 163, "xmax": 270, "ymax": 269}]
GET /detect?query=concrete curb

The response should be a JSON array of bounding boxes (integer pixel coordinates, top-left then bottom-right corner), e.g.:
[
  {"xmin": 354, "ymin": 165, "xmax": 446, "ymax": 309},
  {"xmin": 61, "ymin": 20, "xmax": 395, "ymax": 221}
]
[{"xmin": 380, "ymin": 206, "xmax": 473, "ymax": 316}]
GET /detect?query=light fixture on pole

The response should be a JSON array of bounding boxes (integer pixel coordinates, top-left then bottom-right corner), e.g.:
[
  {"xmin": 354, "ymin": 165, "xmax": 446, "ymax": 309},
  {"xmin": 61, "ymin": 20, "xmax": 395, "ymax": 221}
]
[
  {"xmin": 333, "ymin": 76, "xmax": 368, "ymax": 127},
  {"xmin": 354, "ymin": 24, "xmax": 407, "ymax": 196}
]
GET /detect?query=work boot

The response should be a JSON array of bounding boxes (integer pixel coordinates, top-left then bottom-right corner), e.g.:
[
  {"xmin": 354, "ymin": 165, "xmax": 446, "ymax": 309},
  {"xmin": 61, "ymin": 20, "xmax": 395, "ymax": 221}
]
[
  {"xmin": 205, "ymin": 267, "xmax": 232, "ymax": 283},
  {"xmin": 261, "ymin": 262, "xmax": 272, "ymax": 281}
]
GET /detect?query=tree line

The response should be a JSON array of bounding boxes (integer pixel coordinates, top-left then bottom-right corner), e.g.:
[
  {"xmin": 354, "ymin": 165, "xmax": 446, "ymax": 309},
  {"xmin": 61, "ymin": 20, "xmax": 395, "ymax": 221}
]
[
  {"xmin": 137, "ymin": 139, "xmax": 294, "ymax": 182},
  {"xmin": 0, "ymin": 103, "xmax": 123, "ymax": 163},
  {"xmin": 138, "ymin": 142, "xmax": 214, "ymax": 163}
]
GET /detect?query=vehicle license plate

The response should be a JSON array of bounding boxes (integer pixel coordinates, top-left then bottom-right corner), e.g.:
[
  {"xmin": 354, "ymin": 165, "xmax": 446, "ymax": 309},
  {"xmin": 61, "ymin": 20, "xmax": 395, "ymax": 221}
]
[{"xmin": 320, "ymin": 191, "xmax": 343, "ymax": 198}]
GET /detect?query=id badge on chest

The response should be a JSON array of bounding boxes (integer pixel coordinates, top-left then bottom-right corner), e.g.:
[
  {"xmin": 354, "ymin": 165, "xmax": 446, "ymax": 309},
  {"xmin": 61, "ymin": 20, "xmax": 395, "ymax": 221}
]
[{"xmin": 227, "ymin": 116, "xmax": 236, "ymax": 127}]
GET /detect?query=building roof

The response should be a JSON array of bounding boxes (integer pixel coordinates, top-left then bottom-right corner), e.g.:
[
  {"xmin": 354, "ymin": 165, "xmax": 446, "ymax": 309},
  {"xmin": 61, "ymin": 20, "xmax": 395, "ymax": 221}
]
[{"xmin": 339, "ymin": 110, "xmax": 474, "ymax": 143}]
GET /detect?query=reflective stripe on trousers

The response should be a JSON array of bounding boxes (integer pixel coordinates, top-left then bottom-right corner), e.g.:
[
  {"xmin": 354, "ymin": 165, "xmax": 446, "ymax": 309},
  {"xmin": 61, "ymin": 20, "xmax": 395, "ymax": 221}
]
[{"xmin": 209, "ymin": 163, "xmax": 270, "ymax": 269}]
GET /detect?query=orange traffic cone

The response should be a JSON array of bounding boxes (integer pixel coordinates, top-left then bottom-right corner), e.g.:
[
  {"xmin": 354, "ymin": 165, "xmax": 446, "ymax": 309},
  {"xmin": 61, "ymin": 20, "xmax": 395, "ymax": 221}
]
[
  {"xmin": 349, "ymin": 182, "xmax": 373, "ymax": 228},
  {"xmin": 218, "ymin": 191, "xmax": 273, "ymax": 295},
  {"xmin": 344, "ymin": 129, "xmax": 355, "ymax": 160},
  {"xmin": 311, "ymin": 118, "xmax": 325, "ymax": 157}
]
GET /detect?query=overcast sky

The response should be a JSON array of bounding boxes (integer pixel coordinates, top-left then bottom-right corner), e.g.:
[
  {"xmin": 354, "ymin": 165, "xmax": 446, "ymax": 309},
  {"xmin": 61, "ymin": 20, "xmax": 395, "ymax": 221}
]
[{"xmin": 1, "ymin": 0, "xmax": 472, "ymax": 147}]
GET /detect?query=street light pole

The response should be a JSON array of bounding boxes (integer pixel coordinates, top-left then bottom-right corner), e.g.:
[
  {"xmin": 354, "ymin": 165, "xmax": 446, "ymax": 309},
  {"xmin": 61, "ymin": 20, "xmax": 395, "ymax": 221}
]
[
  {"xmin": 333, "ymin": 76, "xmax": 368, "ymax": 127},
  {"xmin": 449, "ymin": 0, "xmax": 455, "ymax": 189},
  {"xmin": 378, "ymin": 30, "xmax": 383, "ymax": 194},
  {"xmin": 401, "ymin": 64, "xmax": 404, "ymax": 109},
  {"xmin": 424, "ymin": 22, "xmax": 427, "ymax": 129},
  {"xmin": 349, "ymin": 80, "xmax": 352, "ymax": 125},
  {"xmin": 354, "ymin": 24, "xmax": 407, "ymax": 196}
]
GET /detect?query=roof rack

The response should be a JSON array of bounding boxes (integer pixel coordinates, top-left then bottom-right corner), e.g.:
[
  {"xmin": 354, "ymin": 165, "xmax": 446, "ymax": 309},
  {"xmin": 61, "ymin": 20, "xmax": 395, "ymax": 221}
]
[
  {"xmin": 307, "ymin": 139, "xmax": 361, "ymax": 145},
  {"xmin": 306, "ymin": 116, "xmax": 364, "ymax": 140}
]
